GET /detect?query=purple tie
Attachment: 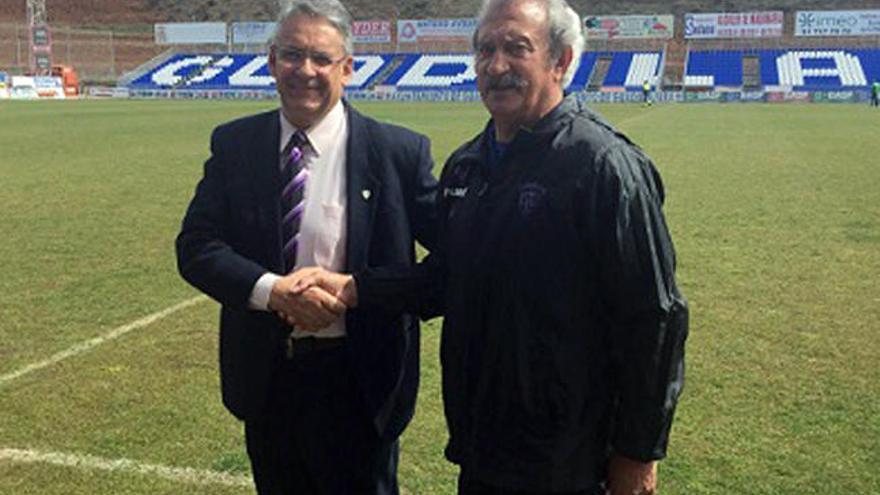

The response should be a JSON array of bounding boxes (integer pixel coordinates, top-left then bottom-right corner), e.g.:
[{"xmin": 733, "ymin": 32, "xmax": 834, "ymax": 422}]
[{"xmin": 281, "ymin": 130, "xmax": 308, "ymax": 271}]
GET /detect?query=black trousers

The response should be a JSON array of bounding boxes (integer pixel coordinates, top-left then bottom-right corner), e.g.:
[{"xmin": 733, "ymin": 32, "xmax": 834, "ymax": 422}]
[
  {"xmin": 245, "ymin": 345, "xmax": 399, "ymax": 495},
  {"xmin": 458, "ymin": 470, "xmax": 600, "ymax": 495}
]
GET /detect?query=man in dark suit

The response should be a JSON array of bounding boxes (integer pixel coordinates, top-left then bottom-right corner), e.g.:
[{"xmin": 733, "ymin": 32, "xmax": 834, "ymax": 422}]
[{"xmin": 175, "ymin": 0, "xmax": 437, "ymax": 493}]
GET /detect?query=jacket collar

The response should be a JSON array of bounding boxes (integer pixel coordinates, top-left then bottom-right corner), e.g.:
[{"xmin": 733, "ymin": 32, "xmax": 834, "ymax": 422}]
[{"xmin": 454, "ymin": 94, "xmax": 581, "ymax": 169}]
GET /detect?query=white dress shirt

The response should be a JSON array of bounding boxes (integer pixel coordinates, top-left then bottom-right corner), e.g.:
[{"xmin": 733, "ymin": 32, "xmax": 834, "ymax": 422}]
[{"xmin": 248, "ymin": 101, "xmax": 349, "ymax": 338}]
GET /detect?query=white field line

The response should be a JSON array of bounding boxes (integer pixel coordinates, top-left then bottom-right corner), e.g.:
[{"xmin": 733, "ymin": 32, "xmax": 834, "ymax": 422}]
[
  {"xmin": 0, "ymin": 295, "xmax": 208, "ymax": 388},
  {"xmin": 0, "ymin": 447, "xmax": 251, "ymax": 487}
]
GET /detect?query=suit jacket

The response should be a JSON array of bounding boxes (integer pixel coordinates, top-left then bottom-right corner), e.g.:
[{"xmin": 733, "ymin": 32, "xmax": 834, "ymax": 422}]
[{"xmin": 176, "ymin": 101, "xmax": 438, "ymax": 440}]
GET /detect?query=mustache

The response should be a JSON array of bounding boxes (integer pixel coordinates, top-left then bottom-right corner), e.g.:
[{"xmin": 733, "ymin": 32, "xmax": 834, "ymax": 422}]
[{"xmin": 484, "ymin": 73, "xmax": 527, "ymax": 90}]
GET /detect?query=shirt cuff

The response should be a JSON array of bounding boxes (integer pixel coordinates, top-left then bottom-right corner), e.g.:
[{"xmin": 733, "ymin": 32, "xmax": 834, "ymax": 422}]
[{"xmin": 249, "ymin": 272, "xmax": 282, "ymax": 311}]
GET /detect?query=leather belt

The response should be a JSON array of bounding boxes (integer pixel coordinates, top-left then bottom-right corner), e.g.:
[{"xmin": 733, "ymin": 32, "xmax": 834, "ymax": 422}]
[{"xmin": 285, "ymin": 335, "xmax": 346, "ymax": 359}]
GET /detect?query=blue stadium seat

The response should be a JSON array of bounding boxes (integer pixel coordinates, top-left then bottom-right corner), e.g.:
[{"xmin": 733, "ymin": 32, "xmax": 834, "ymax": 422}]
[
  {"xmin": 597, "ymin": 51, "xmax": 662, "ymax": 91},
  {"xmin": 685, "ymin": 50, "xmax": 743, "ymax": 88},
  {"xmin": 761, "ymin": 49, "xmax": 878, "ymax": 90},
  {"xmin": 382, "ymin": 53, "xmax": 477, "ymax": 91},
  {"xmin": 123, "ymin": 49, "xmax": 880, "ymax": 93},
  {"xmin": 127, "ymin": 53, "xmax": 394, "ymax": 90}
]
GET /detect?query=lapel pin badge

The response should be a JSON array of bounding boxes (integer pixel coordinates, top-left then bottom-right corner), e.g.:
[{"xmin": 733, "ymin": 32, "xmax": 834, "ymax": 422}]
[{"xmin": 361, "ymin": 189, "xmax": 372, "ymax": 200}]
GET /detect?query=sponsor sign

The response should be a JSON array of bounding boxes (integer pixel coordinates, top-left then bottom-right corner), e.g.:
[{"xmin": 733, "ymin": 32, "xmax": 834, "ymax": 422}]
[
  {"xmin": 583, "ymin": 15, "xmax": 674, "ymax": 39},
  {"xmin": 8, "ymin": 76, "xmax": 64, "ymax": 99},
  {"xmin": 684, "ymin": 11, "xmax": 783, "ymax": 39},
  {"xmin": 10, "ymin": 76, "xmax": 37, "ymax": 99},
  {"xmin": 811, "ymin": 91, "xmax": 858, "ymax": 103},
  {"xmin": 34, "ymin": 53, "xmax": 52, "ymax": 71},
  {"xmin": 154, "ymin": 23, "xmax": 227, "ymax": 44},
  {"xmin": 684, "ymin": 91, "xmax": 722, "ymax": 102},
  {"xmin": 740, "ymin": 91, "xmax": 766, "ymax": 102},
  {"xmin": 232, "ymin": 22, "xmax": 275, "ymax": 45},
  {"xmin": 348, "ymin": 90, "xmax": 482, "ymax": 102},
  {"xmin": 765, "ymin": 91, "xmax": 810, "ymax": 103},
  {"xmin": 34, "ymin": 76, "xmax": 66, "ymax": 98},
  {"xmin": 352, "ymin": 20, "xmax": 391, "ymax": 43},
  {"xmin": 31, "ymin": 25, "xmax": 52, "ymax": 49},
  {"xmin": 0, "ymin": 72, "xmax": 7, "ymax": 88},
  {"xmin": 87, "ymin": 86, "xmax": 131, "ymax": 98},
  {"xmin": 397, "ymin": 18, "xmax": 477, "ymax": 43},
  {"xmin": 795, "ymin": 10, "xmax": 880, "ymax": 37}
]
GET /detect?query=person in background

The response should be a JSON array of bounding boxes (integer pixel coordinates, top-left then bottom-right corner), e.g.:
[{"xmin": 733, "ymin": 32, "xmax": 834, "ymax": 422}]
[
  {"xmin": 642, "ymin": 78, "xmax": 653, "ymax": 106},
  {"xmin": 871, "ymin": 79, "xmax": 879, "ymax": 107}
]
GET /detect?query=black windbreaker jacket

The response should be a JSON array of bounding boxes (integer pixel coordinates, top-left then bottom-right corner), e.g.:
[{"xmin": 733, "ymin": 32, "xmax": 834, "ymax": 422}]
[{"xmin": 358, "ymin": 95, "xmax": 688, "ymax": 492}]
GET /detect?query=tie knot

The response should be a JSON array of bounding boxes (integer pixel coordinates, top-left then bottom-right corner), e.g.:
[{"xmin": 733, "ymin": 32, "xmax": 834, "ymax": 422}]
[{"xmin": 283, "ymin": 130, "xmax": 309, "ymax": 161}]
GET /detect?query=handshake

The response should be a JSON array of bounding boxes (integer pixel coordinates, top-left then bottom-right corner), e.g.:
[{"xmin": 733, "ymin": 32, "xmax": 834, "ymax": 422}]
[{"xmin": 267, "ymin": 267, "xmax": 358, "ymax": 332}]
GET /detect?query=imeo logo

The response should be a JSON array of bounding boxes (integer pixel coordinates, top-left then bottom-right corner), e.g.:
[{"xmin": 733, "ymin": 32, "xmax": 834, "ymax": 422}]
[
  {"xmin": 798, "ymin": 13, "xmax": 816, "ymax": 29},
  {"xmin": 810, "ymin": 13, "xmax": 859, "ymax": 29},
  {"xmin": 818, "ymin": 15, "xmax": 858, "ymax": 28}
]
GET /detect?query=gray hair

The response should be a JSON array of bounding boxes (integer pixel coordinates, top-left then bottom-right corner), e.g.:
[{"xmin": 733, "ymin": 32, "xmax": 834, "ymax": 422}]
[
  {"xmin": 473, "ymin": 0, "xmax": 584, "ymax": 86},
  {"xmin": 274, "ymin": 0, "xmax": 354, "ymax": 55}
]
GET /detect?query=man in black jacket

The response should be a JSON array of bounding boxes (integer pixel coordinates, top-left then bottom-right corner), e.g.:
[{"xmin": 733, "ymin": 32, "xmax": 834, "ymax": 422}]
[
  {"xmin": 292, "ymin": 0, "xmax": 688, "ymax": 493},
  {"xmin": 175, "ymin": 0, "xmax": 437, "ymax": 493}
]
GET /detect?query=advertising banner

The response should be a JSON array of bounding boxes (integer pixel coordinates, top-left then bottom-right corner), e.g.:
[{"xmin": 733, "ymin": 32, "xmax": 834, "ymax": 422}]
[
  {"xmin": 34, "ymin": 76, "xmax": 66, "ymax": 98},
  {"xmin": 684, "ymin": 91, "xmax": 722, "ymax": 102},
  {"xmin": 232, "ymin": 22, "xmax": 275, "ymax": 45},
  {"xmin": 810, "ymin": 91, "xmax": 859, "ymax": 103},
  {"xmin": 684, "ymin": 11, "xmax": 784, "ymax": 39},
  {"xmin": 765, "ymin": 91, "xmax": 810, "ymax": 103},
  {"xmin": 0, "ymin": 72, "xmax": 7, "ymax": 99},
  {"xmin": 352, "ymin": 20, "xmax": 391, "ymax": 43},
  {"xmin": 583, "ymin": 15, "xmax": 674, "ymax": 39},
  {"xmin": 795, "ymin": 10, "xmax": 880, "ymax": 37},
  {"xmin": 397, "ymin": 18, "xmax": 477, "ymax": 43},
  {"xmin": 154, "ymin": 23, "xmax": 227, "ymax": 44},
  {"xmin": 9, "ymin": 76, "xmax": 38, "ymax": 99}
]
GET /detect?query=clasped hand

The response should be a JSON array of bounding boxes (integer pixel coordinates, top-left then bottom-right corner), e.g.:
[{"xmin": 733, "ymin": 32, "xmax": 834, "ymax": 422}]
[{"xmin": 267, "ymin": 267, "xmax": 357, "ymax": 332}]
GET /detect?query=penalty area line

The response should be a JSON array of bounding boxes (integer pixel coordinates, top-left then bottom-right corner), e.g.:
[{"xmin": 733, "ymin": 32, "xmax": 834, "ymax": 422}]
[
  {"xmin": 0, "ymin": 295, "xmax": 208, "ymax": 388},
  {"xmin": 0, "ymin": 447, "xmax": 251, "ymax": 487}
]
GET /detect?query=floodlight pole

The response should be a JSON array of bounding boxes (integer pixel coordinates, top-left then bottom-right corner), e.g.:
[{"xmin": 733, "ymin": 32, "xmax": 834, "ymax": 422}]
[{"xmin": 26, "ymin": 0, "xmax": 50, "ymax": 75}]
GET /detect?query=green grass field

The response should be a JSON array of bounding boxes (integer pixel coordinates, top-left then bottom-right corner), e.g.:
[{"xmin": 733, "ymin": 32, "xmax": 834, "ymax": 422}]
[{"xmin": 1, "ymin": 99, "xmax": 878, "ymax": 494}]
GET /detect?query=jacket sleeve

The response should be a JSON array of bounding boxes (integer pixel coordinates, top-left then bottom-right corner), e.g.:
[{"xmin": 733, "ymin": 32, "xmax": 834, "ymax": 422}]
[
  {"xmin": 587, "ymin": 144, "xmax": 689, "ymax": 462},
  {"xmin": 175, "ymin": 127, "xmax": 268, "ymax": 308},
  {"xmin": 406, "ymin": 134, "xmax": 440, "ymax": 252}
]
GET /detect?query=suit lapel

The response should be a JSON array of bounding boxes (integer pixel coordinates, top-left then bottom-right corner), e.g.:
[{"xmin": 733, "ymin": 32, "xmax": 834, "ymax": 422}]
[
  {"xmin": 345, "ymin": 104, "xmax": 381, "ymax": 272},
  {"xmin": 249, "ymin": 110, "xmax": 284, "ymax": 271}
]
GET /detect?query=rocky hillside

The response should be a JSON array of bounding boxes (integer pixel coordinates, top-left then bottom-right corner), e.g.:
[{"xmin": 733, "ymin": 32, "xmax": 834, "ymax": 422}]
[{"xmin": 2, "ymin": 0, "xmax": 879, "ymax": 26}]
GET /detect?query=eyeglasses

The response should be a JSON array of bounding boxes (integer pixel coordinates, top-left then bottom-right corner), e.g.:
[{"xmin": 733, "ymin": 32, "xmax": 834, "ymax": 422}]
[{"xmin": 274, "ymin": 46, "xmax": 347, "ymax": 70}]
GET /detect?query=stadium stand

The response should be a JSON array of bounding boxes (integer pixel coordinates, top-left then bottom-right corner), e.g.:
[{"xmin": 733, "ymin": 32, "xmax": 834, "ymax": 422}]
[
  {"xmin": 127, "ymin": 52, "xmax": 395, "ymax": 90},
  {"xmin": 761, "ymin": 49, "xmax": 879, "ymax": 90},
  {"xmin": 685, "ymin": 49, "xmax": 880, "ymax": 90},
  {"xmin": 2, "ymin": 0, "xmax": 879, "ymax": 99},
  {"xmin": 126, "ymin": 48, "xmax": 880, "ymax": 94},
  {"xmin": 685, "ymin": 50, "xmax": 744, "ymax": 88},
  {"xmin": 125, "ymin": 51, "xmax": 666, "ymax": 93}
]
